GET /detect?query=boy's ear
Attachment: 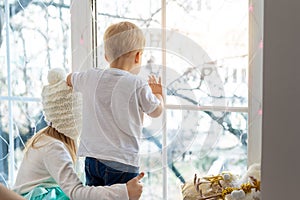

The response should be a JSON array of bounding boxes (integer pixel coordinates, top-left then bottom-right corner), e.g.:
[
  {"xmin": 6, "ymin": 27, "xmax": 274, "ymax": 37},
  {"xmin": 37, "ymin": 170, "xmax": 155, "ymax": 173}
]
[
  {"xmin": 105, "ymin": 54, "xmax": 109, "ymax": 62},
  {"xmin": 135, "ymin": 51, "xmax": 142, "ymax": 63}
]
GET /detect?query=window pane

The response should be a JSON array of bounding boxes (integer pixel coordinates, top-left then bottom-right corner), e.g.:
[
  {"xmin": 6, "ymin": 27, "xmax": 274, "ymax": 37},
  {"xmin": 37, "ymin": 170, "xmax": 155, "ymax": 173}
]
[
  {"xmin": 97, "ymin": 0, "xmax": 161, "ymax": 30},
  {"xmin": 0, "ymin": 101, "xmax": 9, "ymax": 185},
  {"xmin": 96, "ymin": 0, "xmax": 162, "ymax": 68},
  {"xmin": 0, "ymin": 56, "xmax": 7, "ymax": 96},
  {"xmin": 140, "ymin": 109, "xmax": 247, "ymax": 199},
  {"xmin": 166, "ymin": 110, "xmax": 247, "ymax": 199},
  {"xmin": 96, "ymin": 0, "xmax": 248, "ymax": 107},
  {"xmin": 13, "ymin": 100, "xmax": 46, "ymax": 169},
  {"xmin": 7, "ymin": 0, "xmax": 71, "ymax": 97},
  {"xmin": 141, "ymin": 170, "xmax": 163, "ymax": 200},
  {"xmin": 1, "ymin": 0, "xmax": 71, "ymax": 185},
  {"xmin": 0, "ymin": 101, "xmax": 42, "ymax": 185},
  {"xmin": 166, "ymin": 0, "xmax": 249, "ymax": 107}
]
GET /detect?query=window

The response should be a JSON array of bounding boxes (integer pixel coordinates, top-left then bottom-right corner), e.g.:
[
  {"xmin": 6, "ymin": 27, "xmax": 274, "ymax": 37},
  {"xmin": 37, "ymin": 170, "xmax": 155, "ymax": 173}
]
[{"xmin": 1, "ymin": 1, "xmax": 263, "ymax": 199}]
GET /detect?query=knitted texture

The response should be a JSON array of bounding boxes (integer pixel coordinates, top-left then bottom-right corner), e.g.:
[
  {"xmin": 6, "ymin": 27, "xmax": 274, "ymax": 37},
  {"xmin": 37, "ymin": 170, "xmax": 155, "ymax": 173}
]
[{"xmin": 41, "ymin": 68, "xmax": 82, "ymax": 140}]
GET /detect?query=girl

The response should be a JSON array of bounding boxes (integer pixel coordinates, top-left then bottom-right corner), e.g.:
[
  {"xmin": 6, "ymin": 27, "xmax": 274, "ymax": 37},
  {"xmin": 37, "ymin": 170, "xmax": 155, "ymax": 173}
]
[{"xmin": 13, "ymin": 68, "xmax": 143, "ymax": 200}]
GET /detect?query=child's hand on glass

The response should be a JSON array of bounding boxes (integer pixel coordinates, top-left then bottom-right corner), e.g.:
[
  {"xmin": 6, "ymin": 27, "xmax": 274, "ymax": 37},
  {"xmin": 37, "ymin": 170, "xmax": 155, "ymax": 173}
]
[{"xmin": 148, "ymin": 75, "xmax": 162, "ymax": 96}]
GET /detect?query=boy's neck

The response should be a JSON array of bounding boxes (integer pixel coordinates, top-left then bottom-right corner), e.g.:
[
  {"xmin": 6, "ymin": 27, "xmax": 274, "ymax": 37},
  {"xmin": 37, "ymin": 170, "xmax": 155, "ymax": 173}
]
[
  {"xmin": 110, "ymin": 65, "xmax": 130, "ymax": 71},
  {"xmin": 110, "ymin": 65, "xmax": 140, "ymax": 75},
  {"xmin": 110, "ymin": 58, "xmax": 138, "ymax": 74},
  {"xmin": 108, "ymin": 51, "xmax": 142, "ymax": 74},
  {"xmin": 110, "ymin": 65, "xmax": 131, "ymax": 71}
]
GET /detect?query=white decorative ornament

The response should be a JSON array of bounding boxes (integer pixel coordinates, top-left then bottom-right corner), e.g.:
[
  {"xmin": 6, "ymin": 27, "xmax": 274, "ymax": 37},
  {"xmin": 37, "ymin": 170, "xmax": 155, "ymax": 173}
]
[
  {"xmin": 223, "ymin": 173, "xmax": 231, "ymax": 181},
  {"xmin": 231, "ymin": 190, "xmax": 246, "ymax": 199}
]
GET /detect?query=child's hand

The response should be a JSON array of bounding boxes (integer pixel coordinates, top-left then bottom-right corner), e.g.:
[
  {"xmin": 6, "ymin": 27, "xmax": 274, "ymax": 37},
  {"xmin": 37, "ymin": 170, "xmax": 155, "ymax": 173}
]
[
  {"xmin": 148, "ymin": 75, "xmax": 162, "ymax": 96},
  {"xmin": 66, "ymin": 73, "xmax": 73, "ymax": 87},
  {"xmin": 126, "ymin": 172, "xmax": 144, "ymax": 200}
]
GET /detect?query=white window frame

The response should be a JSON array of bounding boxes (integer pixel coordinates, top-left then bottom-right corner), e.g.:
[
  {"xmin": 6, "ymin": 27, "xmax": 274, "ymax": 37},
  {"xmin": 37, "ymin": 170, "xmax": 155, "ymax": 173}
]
[
  {"xmin": 4, "ymin": 0, "xmax": 14, "ymax": 185},
  {"xmin": 70, "ymin": 0, "xmax": 264, "ymax": 198},
  {"xmin": 248, "ymin": 0, "xmax": 263, "ymax": 166}
]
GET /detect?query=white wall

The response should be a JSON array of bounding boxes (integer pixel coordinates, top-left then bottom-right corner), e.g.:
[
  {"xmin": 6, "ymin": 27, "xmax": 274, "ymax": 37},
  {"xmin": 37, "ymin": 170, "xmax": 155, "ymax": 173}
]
[{"xmin": 262, "ymin": 0, "xmax": 300, "ymax": 199}]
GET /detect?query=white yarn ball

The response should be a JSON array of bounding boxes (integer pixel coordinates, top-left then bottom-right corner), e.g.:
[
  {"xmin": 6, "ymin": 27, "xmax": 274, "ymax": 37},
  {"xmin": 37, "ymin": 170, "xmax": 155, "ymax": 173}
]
[
  {"xmin": 231, "ymin": 190, "xmax": 245, "ymax": 199},
  {"xmin": 223, "ymin": 173, "xmax": 231, "ymax": 181},
  {"xmin": 47, "ymin": 68, "xmax": 66, "ymax": 85}
]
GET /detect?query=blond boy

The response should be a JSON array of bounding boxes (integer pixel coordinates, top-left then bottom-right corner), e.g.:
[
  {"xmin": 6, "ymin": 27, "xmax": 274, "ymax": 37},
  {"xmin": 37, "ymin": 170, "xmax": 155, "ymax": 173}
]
[{"xmin": 67, "ymin": 21, "xmax": 164, "ymax": 186}]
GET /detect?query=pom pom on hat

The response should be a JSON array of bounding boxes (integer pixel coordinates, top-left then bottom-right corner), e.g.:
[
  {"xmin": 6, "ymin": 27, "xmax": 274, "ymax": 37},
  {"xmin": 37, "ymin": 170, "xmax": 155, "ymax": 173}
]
[
  {"xmin": 47, "ymin": 68, "xmax": 66, "ymax": 85},
  {"xmin": 42, "ymin": 68, "xmax": 82, "ymax": 140}
]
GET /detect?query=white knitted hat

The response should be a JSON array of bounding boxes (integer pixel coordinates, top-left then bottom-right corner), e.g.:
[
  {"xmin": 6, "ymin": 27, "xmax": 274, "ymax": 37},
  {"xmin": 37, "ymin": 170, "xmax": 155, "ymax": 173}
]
[{"xmin": 41, "ymin": 68, "xmax": 82, "ymax": 140}]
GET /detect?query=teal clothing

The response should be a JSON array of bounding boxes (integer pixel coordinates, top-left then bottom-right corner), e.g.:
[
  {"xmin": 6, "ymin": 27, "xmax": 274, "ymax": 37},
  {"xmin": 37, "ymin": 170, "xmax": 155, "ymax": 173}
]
[{"xmin": 22, "ymin": 186, "xmax": 69, "ymax": 200}]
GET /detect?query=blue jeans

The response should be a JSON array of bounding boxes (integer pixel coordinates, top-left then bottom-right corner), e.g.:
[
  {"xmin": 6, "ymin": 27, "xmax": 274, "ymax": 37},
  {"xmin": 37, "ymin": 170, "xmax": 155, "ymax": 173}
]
[{"xmin": 85, "ymin": 157, "xmax": 139, "ymax": 186}]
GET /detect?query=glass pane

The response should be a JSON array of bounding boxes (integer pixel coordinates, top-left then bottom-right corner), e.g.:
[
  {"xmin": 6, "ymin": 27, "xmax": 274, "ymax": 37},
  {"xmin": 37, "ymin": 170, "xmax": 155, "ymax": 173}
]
[
  {"xmin": 0, "ymin": 101, "xmax": 45, "ymax": 186},
  {"xmin": 165, "ymin": 52, "xmax": 227, "ymax": 107},
  {"xmin": 1, "ymin": 1, "xmax": 7, "ymax": 96},
  {"xmin": 166, "ymin": 0, "xmax": 249, "ymax": 107},
  {"xmin": 0, "ymin": 0, "xmax": 71, "ymax": 186},
  {"xmin": 4, "ymin": 0, "xmax": 71, "ymax": 98},
  {"xmin": 0, "ymin": 101, "xmax": 9, "ymax": 185},
  {"xmin": 140, "ymin": 109, "xmax": 247, "ymax": 199},
  {"xmin": 13, "ymin": 100, "xmax": 46, "ymax": 171},
  {"xmin": 96, "ymin": 0, "xmax": 162, "ymax": 68},
  {"xmin": 97, "ymin": 0, "xmax": 161, "ymax": 32},
  {"xmin": 166, "ymin": 110, "xmax": 247, "ymax": 199},
  {"xmin": 140, "ymin": 109, "xmax": 164, "ymax": 199},
  {"xmin": 141, "ymin": 170, "xmax": 163, "ymax": 200},
  {"xmin": 97, "ymin": 0, "xmax": 248, "ymax": 107}
]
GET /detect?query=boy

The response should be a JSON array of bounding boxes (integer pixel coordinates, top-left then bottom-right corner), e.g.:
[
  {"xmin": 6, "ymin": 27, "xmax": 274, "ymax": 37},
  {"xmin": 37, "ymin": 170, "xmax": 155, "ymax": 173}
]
[{"xmin": 67, "ymin": 21, "xmax": 164, "ymax": 186}]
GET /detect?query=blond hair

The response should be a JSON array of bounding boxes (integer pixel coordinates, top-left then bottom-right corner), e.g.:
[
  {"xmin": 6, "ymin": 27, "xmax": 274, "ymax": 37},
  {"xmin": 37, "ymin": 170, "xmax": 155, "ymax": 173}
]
[
  {"xmin": 25, "ymin": 126, "xmax": 77, "ymax": 162},
  {"xmin": 104, "ymin": 21, "xmax": 145, "ymax": 62}
]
